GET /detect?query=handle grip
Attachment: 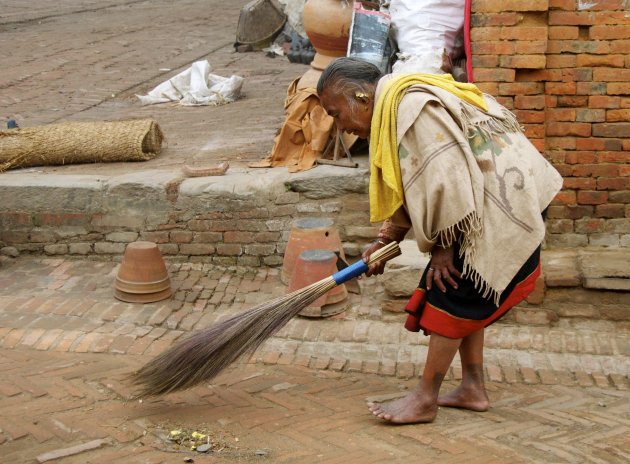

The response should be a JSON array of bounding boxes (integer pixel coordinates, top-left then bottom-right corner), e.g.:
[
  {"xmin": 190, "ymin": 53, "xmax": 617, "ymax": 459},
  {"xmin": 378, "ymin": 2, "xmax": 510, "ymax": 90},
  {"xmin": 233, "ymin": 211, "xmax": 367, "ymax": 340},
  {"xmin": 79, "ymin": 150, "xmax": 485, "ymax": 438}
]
[
  {"xmin": 332, "ymin": 259, "xmax": 369, "ymax": 285},
  {"xmin": 331, "ymin": 241, "xmax": 401, "ymax": 286}
]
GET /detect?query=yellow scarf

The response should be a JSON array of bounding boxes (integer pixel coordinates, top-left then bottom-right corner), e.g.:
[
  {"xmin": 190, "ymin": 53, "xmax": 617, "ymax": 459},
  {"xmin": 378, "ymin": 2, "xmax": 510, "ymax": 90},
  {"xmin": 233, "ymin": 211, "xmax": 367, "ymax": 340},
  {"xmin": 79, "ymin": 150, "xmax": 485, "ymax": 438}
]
[{"xmin": 369, "ymin": 73, "xmax": 488, "ymax": 223}]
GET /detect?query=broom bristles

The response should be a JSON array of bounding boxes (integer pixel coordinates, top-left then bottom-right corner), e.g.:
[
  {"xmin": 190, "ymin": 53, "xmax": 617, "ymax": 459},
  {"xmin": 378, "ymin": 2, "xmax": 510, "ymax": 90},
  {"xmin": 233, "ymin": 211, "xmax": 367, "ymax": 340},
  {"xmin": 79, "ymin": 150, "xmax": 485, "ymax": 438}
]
[{"xmin": 131, "ymin": 242, "xmax": 401, "ymax": 397}]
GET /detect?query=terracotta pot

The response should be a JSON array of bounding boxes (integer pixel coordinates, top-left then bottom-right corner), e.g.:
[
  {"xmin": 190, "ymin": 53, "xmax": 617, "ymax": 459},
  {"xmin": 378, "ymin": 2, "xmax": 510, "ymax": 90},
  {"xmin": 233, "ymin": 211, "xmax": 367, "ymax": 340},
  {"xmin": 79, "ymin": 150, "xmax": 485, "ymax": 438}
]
[
  {"xmin": 281, "ymin": 217, "xmax": 346, "ymax": 284},
  {"xmin": 114, "ymin": 241, "xmax": 172, "ymax": 303},
  {"xmin": 115, "ymin": 276, "xmax": 171, "ymax": 294},
  {"xmin": 116, "ymin": 241, "xmax": 169, "ymax": 282},
  {"xmin": 287, "ymin": 249, "xmax": 348, "ymax": 317},
  {"xmin": 303, "ymin": 0, "xmax": 353, "ymax": 70},
  {"xmin": 115, "ymin": 287, "xmax": 172, "ymax": 304}
]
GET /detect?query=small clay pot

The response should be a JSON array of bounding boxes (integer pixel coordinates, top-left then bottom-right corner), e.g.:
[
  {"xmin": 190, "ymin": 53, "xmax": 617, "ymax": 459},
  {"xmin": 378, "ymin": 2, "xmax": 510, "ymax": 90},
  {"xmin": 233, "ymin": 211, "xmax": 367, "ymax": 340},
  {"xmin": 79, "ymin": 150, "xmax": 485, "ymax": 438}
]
[
  {"xmin": 116, "ymin": 241, "xmax": 169, "ymax": 283},
  {"xmin": 115, "ymin": 287, "xmax": 172, "ymax": 304},
  {"xmin": 281, "ymin": 217, "xmax": 345, "ymax": 284},
  {"xmin": 114, "ymin": 241, "xmax": 172, "ymax": 303},
  {"xmin": 286, "ymin": 249, "xmax": 348, "ymax": 315}
]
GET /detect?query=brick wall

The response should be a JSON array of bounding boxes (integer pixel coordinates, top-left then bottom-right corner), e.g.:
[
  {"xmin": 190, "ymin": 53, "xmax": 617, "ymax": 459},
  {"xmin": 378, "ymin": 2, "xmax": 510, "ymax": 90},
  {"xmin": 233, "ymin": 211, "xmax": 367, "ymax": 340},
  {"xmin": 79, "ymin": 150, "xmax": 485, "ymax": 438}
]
[
  {"xmin": 471, "ymin": 0, "xmax": 629, "ymax": 247},
  {"xmin": 0, "ymin": 171, "xmax": 376, "ymax": 264}
]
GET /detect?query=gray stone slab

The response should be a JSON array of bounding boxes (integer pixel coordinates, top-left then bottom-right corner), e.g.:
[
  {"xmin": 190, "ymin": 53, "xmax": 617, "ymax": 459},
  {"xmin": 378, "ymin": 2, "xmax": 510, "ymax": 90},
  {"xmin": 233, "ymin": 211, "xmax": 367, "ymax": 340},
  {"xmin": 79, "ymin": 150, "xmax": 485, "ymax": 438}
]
[
  {"xmin": 579, "ymin": 249, "xmax": 630, "ymax": 290},
  {"xmin": 0, "ymin": 174, "xmax": 106, "ymax": 212},
  {"xmin": 380, "ymin": 240, "xmax": 430, "ymax": 297},
  {"xmin": 180, "ymin": 168, "xmax": 291, "ymax": 197},
  {"xmin": 542, "ymin": 248, "xmax": 581, "ymax": 287},
  {"xmin": 286, "ymin": 164, "xmax": 369, "ymax": 199},
  {"xmin": 583, "ymin": 278, "xmax": 630, "ymax": 291}
]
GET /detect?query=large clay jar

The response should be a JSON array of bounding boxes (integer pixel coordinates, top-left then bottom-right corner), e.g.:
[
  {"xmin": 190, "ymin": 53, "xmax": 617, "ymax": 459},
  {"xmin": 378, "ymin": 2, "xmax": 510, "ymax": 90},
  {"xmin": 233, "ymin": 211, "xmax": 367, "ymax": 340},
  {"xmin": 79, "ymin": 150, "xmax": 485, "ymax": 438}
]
[{"xmin": 303, "ymin": 0, "xmax": 353, "ymax": 71}]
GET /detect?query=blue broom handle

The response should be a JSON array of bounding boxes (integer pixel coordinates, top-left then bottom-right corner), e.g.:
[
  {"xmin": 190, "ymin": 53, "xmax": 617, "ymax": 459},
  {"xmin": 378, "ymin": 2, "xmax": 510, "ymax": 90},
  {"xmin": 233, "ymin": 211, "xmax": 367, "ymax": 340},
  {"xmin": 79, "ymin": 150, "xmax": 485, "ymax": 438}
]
[{"xmin": 331, "ymin": 259, "xmax": 369, "ymax": 285}]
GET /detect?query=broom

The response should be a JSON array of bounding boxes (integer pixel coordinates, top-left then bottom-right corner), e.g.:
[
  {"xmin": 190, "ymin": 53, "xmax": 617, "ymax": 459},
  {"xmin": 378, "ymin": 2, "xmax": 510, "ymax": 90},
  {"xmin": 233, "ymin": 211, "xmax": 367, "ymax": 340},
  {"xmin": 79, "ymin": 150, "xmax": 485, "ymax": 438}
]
[{"xmin": 131, "ymin": 241, "xmax": 401, "ymax": 397}]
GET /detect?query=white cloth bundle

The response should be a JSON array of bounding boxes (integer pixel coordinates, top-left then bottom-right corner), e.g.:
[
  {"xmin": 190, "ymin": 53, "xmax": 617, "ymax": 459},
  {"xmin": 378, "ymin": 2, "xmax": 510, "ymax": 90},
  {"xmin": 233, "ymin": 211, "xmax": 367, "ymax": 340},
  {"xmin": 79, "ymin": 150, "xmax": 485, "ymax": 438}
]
[{"xmin": 137, "ymin": 60, "xmax": 244, "ymax": 106}]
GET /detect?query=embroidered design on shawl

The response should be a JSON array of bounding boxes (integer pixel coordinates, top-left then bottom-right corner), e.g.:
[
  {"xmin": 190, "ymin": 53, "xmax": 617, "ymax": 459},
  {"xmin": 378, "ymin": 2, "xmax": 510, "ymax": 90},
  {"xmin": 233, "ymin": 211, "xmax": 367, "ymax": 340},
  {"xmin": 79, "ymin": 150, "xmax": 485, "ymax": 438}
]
[
  {"xmin": 394, "ymin": 86, "xmax": 563, "ymax": 305},
  {"xmin": 460, "ymin": 100, "xmax": 530, "ymax": 302}
]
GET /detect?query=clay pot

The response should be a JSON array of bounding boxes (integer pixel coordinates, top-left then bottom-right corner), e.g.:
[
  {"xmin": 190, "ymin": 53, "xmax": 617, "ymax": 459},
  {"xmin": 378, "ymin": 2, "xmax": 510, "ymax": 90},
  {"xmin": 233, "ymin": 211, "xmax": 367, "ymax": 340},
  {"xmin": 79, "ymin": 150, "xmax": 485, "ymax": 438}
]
[
  {"xmin": 287, "ymin": 249, "xmax": 348, "ymax": 317},
  {"xmin": 303, "ymin": 0, "xmax": 353, "ymax": 70},
  {"xmin": 114, "ymin": 287, "xmax": 172, "ymax": 304},
  {"xmin": 115, "ymin": 241, "xmax": 172, "ymax": 303},
  {"xmin": 281, "ymin": 217, "xmax": 345, "ymax": 284}
]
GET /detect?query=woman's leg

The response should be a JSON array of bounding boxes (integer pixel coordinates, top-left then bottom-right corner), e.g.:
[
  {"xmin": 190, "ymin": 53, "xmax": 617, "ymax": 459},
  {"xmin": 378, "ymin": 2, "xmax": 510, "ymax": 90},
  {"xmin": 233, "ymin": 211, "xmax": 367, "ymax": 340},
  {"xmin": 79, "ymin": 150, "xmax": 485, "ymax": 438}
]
[
  {"xmin": 367, "ymin": 333, "xmax": 461, "ymax": 424},
  {"xmin": 437, "ymin": 328, "xmax": 489, "ymax": 411}
]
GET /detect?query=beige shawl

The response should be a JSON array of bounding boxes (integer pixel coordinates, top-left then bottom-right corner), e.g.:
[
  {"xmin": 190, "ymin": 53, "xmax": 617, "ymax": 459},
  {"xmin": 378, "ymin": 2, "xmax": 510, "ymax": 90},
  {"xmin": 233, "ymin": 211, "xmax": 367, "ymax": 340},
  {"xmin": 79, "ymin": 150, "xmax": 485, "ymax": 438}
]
[{"xmin": 380, "ymin": 80, "xmax": 563, "ymax": 303}]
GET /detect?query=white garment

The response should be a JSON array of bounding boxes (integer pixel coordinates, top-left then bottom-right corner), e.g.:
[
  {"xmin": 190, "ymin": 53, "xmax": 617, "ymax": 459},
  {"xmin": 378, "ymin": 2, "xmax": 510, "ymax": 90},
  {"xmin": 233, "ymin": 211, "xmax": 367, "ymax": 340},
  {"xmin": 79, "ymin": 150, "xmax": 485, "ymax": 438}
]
[
  {"xmin": 389, "ymin": 0, "xmax": 465, "ymax": 74},
  {"xmin": 137, "ymin": 60, "xmax": 244, "ymax": 106}
]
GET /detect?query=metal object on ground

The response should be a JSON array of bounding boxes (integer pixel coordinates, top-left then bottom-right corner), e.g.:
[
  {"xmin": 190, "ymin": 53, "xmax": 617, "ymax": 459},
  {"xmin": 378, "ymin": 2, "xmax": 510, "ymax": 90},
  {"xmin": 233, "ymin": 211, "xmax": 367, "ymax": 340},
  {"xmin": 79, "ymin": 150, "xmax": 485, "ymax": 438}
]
[{"xmin": 318, "ymin": 128, "xmax": 358, "ymax": 168}]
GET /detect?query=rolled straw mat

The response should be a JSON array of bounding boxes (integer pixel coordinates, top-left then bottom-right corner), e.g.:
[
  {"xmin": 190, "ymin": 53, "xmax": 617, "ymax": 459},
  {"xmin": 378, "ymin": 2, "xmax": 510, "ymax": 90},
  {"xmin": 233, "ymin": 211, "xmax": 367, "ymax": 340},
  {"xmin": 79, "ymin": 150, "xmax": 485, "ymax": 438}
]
[{"xmin": 0, "ymin": 119, "xmax": 164, "ymax": 172}]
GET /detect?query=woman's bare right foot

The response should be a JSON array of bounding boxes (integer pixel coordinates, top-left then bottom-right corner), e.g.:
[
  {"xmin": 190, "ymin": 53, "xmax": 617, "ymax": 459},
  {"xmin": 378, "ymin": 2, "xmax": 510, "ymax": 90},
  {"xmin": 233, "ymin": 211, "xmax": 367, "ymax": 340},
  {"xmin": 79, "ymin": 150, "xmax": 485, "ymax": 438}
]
[
  {"xmin": 437, "ymin": 384, "xmax": 489, "ymax": 412},
  {"xmin": 367, "ymin": 390, "xmax": 438, "ymax": 424}
]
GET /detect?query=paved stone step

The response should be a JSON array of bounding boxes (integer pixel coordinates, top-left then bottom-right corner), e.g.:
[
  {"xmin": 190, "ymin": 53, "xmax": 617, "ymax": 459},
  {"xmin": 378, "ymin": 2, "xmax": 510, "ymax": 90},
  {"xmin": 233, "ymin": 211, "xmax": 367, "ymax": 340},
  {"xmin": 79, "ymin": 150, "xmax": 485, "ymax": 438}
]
[
  {"xmin": 1, "ymin": 256, "xmax": 628, "ymax": 388},
  {"xmin": 1, "ymin": 319, "xmax": 628, "ymax": 389},
  {"xmin": 3, "ymin": 302, "xmax": 628, "ymax": 357}
]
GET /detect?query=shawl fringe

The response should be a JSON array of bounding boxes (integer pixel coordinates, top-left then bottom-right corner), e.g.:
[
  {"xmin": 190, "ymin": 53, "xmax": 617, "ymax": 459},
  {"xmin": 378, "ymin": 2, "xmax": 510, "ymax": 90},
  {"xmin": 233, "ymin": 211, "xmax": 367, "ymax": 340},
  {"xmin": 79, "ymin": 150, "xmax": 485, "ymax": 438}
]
[
  {"xmin": 434, "ymin": 210, "xmax": 482, "ymax": 251},
  {"xmin": 463, "ymin": 256, "xmax": 501, "ymax": 306},
  {"xmin": 456, "ymin": 102, "xmax": 521, "ymax": 305},
  {"xmin": 460, "ymin": 102, "xmax": 523, "ymax": 142}
]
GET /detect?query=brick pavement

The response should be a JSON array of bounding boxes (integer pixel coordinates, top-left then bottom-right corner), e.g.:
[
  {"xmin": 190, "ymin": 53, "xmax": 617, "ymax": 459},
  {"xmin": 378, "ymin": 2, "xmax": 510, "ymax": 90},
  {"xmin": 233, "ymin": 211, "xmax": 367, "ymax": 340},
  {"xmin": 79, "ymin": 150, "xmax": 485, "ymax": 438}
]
[
  {"xmin": 0, "ymin": 255, "xmax": 629, "ymax": 462},
  {"xmin": 1, "ymin": 346, "xmax": 629, "ymax": 464},
  {"xmin": 0, "ymin": 256, "xmax": 628, "ymax": 386},
  {"xmin": 1, "ymin": 1, "xmax": 629, "ymax": 462}
]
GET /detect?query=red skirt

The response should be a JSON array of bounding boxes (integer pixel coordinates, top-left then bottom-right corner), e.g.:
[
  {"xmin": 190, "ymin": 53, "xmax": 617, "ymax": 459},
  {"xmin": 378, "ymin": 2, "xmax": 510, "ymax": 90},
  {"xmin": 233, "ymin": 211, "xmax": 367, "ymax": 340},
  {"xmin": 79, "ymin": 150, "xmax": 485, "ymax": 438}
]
[{"xmin": 404, "ymin": 246, "xmax": 541, "ymax": 339}]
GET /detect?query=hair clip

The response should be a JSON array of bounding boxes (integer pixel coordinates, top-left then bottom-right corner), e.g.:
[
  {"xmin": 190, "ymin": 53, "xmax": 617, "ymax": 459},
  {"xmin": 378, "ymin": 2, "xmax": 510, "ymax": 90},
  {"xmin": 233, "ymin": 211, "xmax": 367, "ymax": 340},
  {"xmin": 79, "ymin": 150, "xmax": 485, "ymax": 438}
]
[{"xmin": 354, "ymin": 92, "xmax": 370, "ymax": 103}]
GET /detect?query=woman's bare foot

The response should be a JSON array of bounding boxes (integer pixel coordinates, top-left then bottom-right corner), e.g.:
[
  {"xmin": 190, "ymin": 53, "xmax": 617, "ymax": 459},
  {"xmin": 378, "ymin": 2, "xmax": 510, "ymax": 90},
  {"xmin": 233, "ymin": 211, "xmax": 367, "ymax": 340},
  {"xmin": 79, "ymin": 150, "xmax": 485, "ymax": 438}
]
[
  {"xmin": 437, "ymin": 384, "xmax": 489, "ymax": 412},
  {"xmin": 367, "ymin": 391, "xmax": 438, "ymax": 424}
]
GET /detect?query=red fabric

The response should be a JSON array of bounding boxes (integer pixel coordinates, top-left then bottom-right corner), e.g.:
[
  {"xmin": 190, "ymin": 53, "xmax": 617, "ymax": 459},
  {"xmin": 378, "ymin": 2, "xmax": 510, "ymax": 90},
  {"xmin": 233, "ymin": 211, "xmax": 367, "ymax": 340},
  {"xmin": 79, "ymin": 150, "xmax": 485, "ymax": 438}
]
[
  {"xmin": 404, "ymin": 288, "xmax": 426, "ymax": 332},
  {"xmin": 464, "ymin": 0, "xmax": 473, "ymax": 82},
  {"xmin": 404, "ymin": 288, "xmax": 426, "ymax": 313},
  {"xmin": 404, "ymin": 264, "xmax": 541, "ymax": 339}
]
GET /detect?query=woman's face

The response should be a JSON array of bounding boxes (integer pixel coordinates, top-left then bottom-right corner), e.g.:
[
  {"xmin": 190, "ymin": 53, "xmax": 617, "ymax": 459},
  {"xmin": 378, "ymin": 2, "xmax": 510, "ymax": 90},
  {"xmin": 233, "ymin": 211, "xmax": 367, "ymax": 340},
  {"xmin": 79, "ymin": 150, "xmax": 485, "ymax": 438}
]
[{"xmin": 320, "ymin": 87, "xmax": 374, "ymax": 139}]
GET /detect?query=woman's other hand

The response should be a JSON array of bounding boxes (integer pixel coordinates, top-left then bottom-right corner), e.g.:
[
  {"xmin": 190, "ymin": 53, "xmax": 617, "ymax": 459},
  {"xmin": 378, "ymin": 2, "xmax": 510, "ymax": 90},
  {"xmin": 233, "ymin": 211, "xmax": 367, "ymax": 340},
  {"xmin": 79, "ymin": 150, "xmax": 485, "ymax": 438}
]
[
  {"xmin": 362, "ymin": 239, "xmax": 389, "ymax": 277},
  {"xmin": 427, "ymin": 245, "xmax": 461, "ymax": 292}
]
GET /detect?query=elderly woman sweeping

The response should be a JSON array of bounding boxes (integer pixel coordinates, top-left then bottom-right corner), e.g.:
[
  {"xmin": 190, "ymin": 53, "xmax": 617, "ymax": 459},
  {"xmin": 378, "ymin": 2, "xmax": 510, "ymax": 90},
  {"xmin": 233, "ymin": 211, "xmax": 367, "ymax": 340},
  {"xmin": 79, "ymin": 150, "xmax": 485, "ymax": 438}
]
[{"xmin": 317, "ymin": 58, "xmax": 563, "ymax": 425}]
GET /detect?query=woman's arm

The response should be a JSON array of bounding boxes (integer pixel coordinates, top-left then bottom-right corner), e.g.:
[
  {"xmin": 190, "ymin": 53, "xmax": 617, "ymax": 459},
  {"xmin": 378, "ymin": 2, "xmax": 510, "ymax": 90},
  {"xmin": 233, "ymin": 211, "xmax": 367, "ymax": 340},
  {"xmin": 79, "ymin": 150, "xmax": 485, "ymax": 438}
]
[{"xmin": 362, "ymin": 211, "xmax": 411, "ymax": 277}]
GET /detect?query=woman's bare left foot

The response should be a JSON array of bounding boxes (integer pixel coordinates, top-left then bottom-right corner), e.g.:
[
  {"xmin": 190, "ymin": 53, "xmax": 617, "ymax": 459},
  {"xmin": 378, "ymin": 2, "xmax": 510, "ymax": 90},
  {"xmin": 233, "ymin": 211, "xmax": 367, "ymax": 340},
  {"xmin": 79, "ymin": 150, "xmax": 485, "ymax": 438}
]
[
  {"xmin": 437, "ymin": 384, "xmax": 489, "ymax": 412},
  {"xmin": 367, "ymin": 391, "xmax": 438, "ymax": 424}
]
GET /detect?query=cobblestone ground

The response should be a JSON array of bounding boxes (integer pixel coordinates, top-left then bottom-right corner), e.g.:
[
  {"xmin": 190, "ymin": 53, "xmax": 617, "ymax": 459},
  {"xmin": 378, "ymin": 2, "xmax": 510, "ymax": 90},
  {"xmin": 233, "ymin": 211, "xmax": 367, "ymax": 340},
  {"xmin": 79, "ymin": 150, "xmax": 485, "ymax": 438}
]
[
  {"xmin": 0, "ymin": 257, "xmax": 628, "ymax": 385},
  {"xmin": 0, "ymin": 256, "xmax": 629, "ymax": 463}
]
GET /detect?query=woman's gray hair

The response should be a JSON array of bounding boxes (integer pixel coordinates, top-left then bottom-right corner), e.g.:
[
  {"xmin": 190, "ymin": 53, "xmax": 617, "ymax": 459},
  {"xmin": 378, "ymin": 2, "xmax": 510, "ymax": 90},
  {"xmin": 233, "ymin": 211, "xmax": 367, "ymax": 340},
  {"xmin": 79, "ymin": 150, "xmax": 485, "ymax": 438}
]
[{"xmin": 317, "ymin": 57, "xmax": 382, "ymax": 107}]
